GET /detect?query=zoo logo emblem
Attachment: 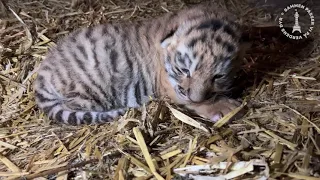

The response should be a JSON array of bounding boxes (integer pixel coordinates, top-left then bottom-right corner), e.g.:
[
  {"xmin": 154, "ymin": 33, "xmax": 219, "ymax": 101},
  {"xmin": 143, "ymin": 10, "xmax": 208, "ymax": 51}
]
[{"xmin": 278, "ymin": 4, "xmax": 315, "ymax": 40}]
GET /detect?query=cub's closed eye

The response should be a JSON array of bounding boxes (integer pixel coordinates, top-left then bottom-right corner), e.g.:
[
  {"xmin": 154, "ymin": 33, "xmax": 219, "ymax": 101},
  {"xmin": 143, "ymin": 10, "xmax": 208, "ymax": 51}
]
[
  {"xmin": 211, "ymin": 74, "xmax": 224, "ymax": 83},
  {"xmin": 181, "ymin": 68, "xmax": 190, "ymax": 77},
  {"xmin": 175, "ymin": 67, "xmax": 183, "ymax": 74},
  {"xmin": 214, "ymin": 74, "xmax": 224, "ymax": 79},
  {"xmin": 175, "ymin": 67, "xmax": 190, "ymax": 77}
]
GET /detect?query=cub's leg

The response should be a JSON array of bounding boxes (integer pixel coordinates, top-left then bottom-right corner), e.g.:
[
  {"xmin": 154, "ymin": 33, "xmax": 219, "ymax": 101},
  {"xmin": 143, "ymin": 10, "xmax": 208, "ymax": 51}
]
[{"xmin": 186, "ymin": 97, "xmax": 242, "ymax": 122}]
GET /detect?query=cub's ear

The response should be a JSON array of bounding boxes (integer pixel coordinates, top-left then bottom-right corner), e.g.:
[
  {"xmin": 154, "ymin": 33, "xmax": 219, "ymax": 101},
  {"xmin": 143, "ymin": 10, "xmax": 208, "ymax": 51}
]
[
  {"xmin": 161, "ymin": 36, "xmax": 174, "ymax": 48},
  {"xmin": 160, "ymin": 30, "xmax": 178, "ymax": 50}
]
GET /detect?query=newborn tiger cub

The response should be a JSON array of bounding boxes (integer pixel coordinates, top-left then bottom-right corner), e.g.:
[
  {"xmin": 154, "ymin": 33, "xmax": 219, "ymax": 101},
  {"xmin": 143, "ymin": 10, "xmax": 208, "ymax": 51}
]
[{"xmin": 34, "ymin": 4, "xmax": 246, "ymax": 125}]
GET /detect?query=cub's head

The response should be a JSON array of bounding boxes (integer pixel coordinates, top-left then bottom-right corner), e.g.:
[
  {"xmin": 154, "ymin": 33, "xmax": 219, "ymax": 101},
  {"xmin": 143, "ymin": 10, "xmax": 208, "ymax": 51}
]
[{"xmin": 161, "ymin": 18, "xmax": 248, "ymax": 104}]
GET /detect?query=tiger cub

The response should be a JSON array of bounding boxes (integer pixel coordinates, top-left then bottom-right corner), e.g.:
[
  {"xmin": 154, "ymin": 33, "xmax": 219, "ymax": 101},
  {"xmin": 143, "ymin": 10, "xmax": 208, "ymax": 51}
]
[{"xmin": 34, "ymin": 4, "xmax": 246, "ymax": 125}]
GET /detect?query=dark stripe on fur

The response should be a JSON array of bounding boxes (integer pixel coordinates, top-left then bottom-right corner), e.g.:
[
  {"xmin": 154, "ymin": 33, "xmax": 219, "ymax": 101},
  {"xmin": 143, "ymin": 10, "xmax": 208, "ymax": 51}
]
[
  {"xmin": 41, "ymin": 65, "xmax": 52, "ymax": 71},
  {"xmin": 110, "ymin": 49, "xmax": 118, "ymax": 72},
  {"xmin": 188, "ymin": 34, "xmax": 206, "ymax": 48},
  {"xmin": 42, "ymin": 102, "xmax": 60, "ymax": 114},
  {"xmin": 85, "ymin": 27, "xmax": 93, "ymax": 39},
  {"xmin": 111, "ymin": 87, "xmax": 119, "ymax": 107},
  {"xmin": 223, "ymin": 25, "xmax": 236, "ymax": 38},
  {"xmin": 198, "ymin": 19, "xmax": 223, "ymax": 31},
  {"xmin": 215, "ymin": 35, "xmax": 222, "ymax": 44},
  {"xmin": 36, "ymin": 80, "xmax": 52, "ymax": 96},
  {"xmin": 122, "ymin": 31, "xmax": 134, "ymax": 106},
  {"xmin": 54, "ymin": 67, "xmax": 67, "ymax": 86},
  {"xmin": 68, "ymin": 112, "xmax": 77, "ymax": 125},
  {"xmin": 91, "ymin": 39, "xmax": 100, "ymax": 67},
  {"xmin": 77, "ymin": 45, "xmax": 88, "ymax": 60},
  {"xmin": 223, "ymin": 42, "xmax": 235, "ymax": 53},
  {"xmin": 100, "ymin": 113, "xmax": 111, "ymax": 122},
  {"xmin": 72, "ymin": 52, "xmax": 86, "ymax": 71},
  {"xmin": 169, "ymin": 74, "xmax": 180, "ymax": 82},
  {"xmin": 35, "ymin": 91, "xmax": 56, "ymax": 102},
  {"xmin": 134, "ymin": 81, "xmax": 141, "ymax": 105},
  {"xmin": 69, "ymin": 82, "xmax": 76, "ymax": 91},
  {"xmin": 83, "ymin": 112, "xmax": 92, "ymax": 124},
  {"xmin": 55, "ymin": 110, "xmax": 64, "ymax": 122},
  {"xmin": 65, "ymin": 92, "xmax": 91, "ymax": 101},
  {"xmin": 133, "ymin": 25, "xmax": 150, "ymax": 97}
]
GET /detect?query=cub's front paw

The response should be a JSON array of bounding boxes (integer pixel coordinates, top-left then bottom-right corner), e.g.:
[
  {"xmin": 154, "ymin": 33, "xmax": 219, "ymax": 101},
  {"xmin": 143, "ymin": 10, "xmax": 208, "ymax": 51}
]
[{"xmin": 187, "ymin": 98, "xmax": 243, "ymax": 122}]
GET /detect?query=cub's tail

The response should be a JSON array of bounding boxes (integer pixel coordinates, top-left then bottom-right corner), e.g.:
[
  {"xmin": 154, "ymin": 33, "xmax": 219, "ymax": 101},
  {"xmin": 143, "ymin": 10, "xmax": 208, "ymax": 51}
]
[
  {"xmin": 34, "ymin": 74, "xmax": 125, "ymax": 125},
  {"xmin": 35, "ymin": 90, "xmax": 126, "ymax": 125}
]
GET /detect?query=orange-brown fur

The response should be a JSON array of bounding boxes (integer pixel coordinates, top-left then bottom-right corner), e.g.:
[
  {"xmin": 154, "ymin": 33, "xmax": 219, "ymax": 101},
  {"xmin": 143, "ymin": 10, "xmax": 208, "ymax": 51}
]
[{"xmin": 34, "ymin": 2, "xmax": 247, "ymax": 125}]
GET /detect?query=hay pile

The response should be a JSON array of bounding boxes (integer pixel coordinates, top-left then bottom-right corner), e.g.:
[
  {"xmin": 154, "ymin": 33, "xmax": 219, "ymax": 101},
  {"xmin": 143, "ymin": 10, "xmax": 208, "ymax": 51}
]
[{"xmin": 0, "ymin": 0, "xmax": 320, "ymax": 179}]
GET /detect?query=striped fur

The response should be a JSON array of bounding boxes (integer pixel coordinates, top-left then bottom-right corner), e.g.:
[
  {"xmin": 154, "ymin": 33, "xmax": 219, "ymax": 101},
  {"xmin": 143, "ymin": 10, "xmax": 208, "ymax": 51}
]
[{"xmin": 34, "ymin": 4, "xmax": 244, "ymax": 125}]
